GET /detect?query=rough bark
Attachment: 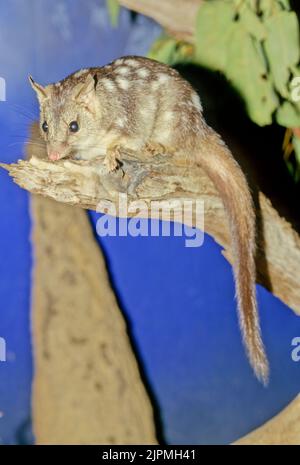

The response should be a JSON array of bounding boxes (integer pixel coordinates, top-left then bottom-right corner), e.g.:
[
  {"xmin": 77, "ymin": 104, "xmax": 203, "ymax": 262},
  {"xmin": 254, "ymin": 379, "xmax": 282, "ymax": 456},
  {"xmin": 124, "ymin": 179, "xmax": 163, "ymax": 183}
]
[
  {"xmin": 30, "ymin": 194, "xmax": 157, "ymax": 445},
  {"xmin": 1, "ymin": 127, "xmax": 300, "ymax": 316},
  {"xmin": 234, "ymin": 395, "xmax": 300, "ymax": 445},
  {"xmin": 11, "ymin": 3, "xmax": 299, "ymax": 444}
]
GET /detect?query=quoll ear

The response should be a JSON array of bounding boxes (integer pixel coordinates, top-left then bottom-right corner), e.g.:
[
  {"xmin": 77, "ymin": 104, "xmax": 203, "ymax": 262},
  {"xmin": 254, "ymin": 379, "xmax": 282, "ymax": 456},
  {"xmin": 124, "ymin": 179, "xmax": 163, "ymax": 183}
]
[
  {"xmin": 29, "ymin": 76, "xmax": 49, "ymax": 102},
  {"xmin": 72, "ymin": 74, "xmax": 97, "ymax": 109}
]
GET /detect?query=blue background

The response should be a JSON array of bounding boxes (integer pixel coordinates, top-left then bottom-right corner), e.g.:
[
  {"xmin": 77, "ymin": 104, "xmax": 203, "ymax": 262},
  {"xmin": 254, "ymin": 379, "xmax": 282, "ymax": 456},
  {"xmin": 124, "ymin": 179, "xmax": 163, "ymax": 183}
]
[{"xmin": 0, "ymin": 0, "xmax": 299, "ymax": 445}]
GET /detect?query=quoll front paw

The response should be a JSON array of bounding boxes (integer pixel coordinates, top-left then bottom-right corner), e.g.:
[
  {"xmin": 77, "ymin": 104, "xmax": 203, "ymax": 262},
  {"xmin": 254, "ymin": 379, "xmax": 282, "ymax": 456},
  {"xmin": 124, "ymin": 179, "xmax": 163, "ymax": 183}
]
[
  {"xmin": 103, "ymin": 155, "xmax": 120, "ymax": 173},
  {"xmin": 104, "ymin": 146, "xmax": 122, "ymax": 173}
]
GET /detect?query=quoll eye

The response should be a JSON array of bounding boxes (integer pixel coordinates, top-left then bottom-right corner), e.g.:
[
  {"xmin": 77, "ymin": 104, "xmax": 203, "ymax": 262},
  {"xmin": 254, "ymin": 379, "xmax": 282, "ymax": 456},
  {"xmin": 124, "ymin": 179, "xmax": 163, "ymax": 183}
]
[
  {"xmin": 42, "ymin": 121, "xmax": 48, "ymax": 133},
  {"xmin": 69, "ymin": 121, "xmax": 79, "ymax": 133}
]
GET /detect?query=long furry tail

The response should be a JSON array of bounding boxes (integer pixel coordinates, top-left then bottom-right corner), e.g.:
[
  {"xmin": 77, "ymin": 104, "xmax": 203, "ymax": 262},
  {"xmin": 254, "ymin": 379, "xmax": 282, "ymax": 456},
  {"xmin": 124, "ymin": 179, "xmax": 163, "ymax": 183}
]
[{"xmin": 195, "ymin": 127, "xmax": 269, "ymax": 385}]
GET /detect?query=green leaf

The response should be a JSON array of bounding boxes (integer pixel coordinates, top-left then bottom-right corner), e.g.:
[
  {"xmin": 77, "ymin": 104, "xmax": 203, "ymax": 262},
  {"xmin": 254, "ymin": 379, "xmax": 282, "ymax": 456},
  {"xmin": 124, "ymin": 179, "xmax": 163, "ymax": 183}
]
[
  {"xmin": 245, "ymin": 0, "xmax": 257, "ymax": 11},
  {"xmin": 276, "ymin": 101, "xmax": 300, "ymax": 127},
  {"xmin": 239, "ymin": 6, "xmax": 266, "ymax": 40},
  {"xmin": 291, "ymin": 65, "xmax": 300, "ymax": 77},
  {"xmin": 286, "ymin": 159, "xmax": 295, "ymax": 176},
  {"xmin": 225, "ymin": 25, "xmax": 278, "ymax": 125},
  {"xmin": 264, "ymin": 11, "xmax": 300, "ymax": 98},
  {"xmin": 257, "ymin": 0, "xmax": 292, "ymax": 19},
  {"xmin": 278, "ymin": 0, "xmax": 291, "ymax": 10},
  {"xmin": 195, "ymin": 1, "xmax": 236, "ymax": 72},
  {"xmin": 148, "ymin": 36, "xmax": 178, "ymax": 65},
  {"xmin": 106, "ymin": 0, "xmax": 120, "ymax": 27},
  {"xmin": 148, "ymin": 36, "xmax": 194, "ymax": 66},
  {"xmin": 258, "ymin": 0, "xmax": 275, "ymax": 17}
]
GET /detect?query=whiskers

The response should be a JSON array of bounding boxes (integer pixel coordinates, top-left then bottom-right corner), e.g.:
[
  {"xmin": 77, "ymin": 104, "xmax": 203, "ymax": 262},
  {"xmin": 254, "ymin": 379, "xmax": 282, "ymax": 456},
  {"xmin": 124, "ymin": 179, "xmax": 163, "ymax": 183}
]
[
  {"xmin": 9, "ymin": 135, "xmax": 45, "ymax": 148},
  {"xmin": 8, "ymin": 103, "xmax": 38, "ymax": 123},
  {"xmin": 8, "ymin": 136, "xmax": 46, "ymax": 160},
  {"xmin": 6, "ymin": 102, "xmax": 42, "ymax": 156}
]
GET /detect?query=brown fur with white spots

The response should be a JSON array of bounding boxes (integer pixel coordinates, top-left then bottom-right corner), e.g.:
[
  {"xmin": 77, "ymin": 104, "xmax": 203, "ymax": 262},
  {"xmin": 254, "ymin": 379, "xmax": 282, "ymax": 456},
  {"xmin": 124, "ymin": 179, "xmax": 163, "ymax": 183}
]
[{"xmin": 30, "ymin": 56, "xmax": 269, "ymax": 384}]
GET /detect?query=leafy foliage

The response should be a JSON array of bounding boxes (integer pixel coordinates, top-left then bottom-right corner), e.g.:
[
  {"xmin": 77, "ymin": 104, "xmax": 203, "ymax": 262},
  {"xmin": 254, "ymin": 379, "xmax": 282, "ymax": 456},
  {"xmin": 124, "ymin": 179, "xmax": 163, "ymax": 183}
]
[
  {"xmin": 194, "ymin": 1, "xmax": 300, "ymax": 127},
  {"xmin": 148, "ymin": 0, "xmax": 300, "ymax": 180},
  {"xmin": 148, "ymin": 37, "xmax": 194, "ymax": 66}
]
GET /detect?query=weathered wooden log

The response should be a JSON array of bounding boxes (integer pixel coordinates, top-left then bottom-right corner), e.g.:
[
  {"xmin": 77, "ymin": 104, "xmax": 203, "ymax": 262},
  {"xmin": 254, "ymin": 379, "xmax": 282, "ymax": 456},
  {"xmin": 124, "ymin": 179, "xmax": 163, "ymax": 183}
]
[
  {"xmin": 30, "ymin": 195, "xmax": 156, "ymax": 444},
  {"xmin": 119, "ymin": 0, "xmax": 202, "ymax": 41},
  {"xmin": 1, "ymin": 125, "xmax": 300, "ymax": 316},
  {"xmin": 234, "ymin": 395, "xmax": 300, "ymax": 445}
]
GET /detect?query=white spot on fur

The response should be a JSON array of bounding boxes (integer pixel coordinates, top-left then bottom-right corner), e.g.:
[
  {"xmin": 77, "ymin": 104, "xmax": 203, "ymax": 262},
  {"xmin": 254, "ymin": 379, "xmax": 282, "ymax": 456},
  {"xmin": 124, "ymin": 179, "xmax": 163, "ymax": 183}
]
[
  {"xmin": 157, "ymin": 74, "xmax": 170, "ymax": 84},
  {"xmin": 151, "ymin": 73, "xmax": 170, "ymax": 91},
  {"xmin": 116, "ymin": 77, "xmax": 130, "ymax": 90},
  {"xmin": 151, "ymin": 81, "xmax": 160, "ymax": 91},
  {"xmin": 116, "ymin": 66, "xmax": 130, "ymax": 75},
  {"xmin": 191, "ymin": 92, "xmax": 202, "ymax": 112},
  {"xmin": 74, "ymin": 69, "xmax": 87, "ymax": 78},
  {"xmin": 115, "ymin": 117, "xmax": 126, "ymax": 128},
  {"xmin": 140, "ymin": 107, "xmax": 150, "ymax": 118},
  {"xmin": 140, "ymin": 99, "xmax": 156, "ymax": 118},
  {"xmin": 124, "ymin": 58, "xmax": 140, "ymax": 68},
  {"xmin": 114, "ymin": 58, "xmax": 124, "ymax": 66},
  {"xmin": 136, "ymin": 68, "xmax": 149, "ymax": 79},
  {"xmin": 101, "ymin": 78, "xmax": 115, "ymax": 92},
  {"xmin": 163, "ymin": 111, "xmax": 174, "ymax": 122}
]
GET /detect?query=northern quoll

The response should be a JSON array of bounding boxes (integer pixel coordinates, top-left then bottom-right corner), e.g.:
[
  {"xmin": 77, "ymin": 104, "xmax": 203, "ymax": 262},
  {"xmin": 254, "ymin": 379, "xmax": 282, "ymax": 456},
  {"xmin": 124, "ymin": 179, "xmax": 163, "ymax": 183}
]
[{"xmin": 30, "ymin": 56, "xmax": 269, "ymax": 384}]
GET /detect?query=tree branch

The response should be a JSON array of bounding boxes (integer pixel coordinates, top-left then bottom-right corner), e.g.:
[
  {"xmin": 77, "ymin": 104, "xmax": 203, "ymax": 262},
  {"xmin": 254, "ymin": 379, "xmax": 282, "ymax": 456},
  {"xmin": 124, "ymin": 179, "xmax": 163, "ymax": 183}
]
[
  {"xmin": 119, "ymin": 0, "xmax": 202, "ymax": 41},
  {"xmin": 234, "ymin": 395, "xmax": 300, "ymax": 445},
  {"xmin": 1, "ymin": 125, "xmax": 300, "ymax": 316},
  {"xmin": 31, "ymin": 194, "xmax": 157, "ymax": 444}
]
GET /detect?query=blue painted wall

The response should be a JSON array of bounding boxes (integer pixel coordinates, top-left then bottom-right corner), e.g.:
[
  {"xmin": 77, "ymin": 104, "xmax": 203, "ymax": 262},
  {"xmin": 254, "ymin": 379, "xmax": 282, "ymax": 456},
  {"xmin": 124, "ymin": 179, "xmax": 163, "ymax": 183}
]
[{"xmin": 0, "ymin": 0, "xmax": 299, "ymax": 445}]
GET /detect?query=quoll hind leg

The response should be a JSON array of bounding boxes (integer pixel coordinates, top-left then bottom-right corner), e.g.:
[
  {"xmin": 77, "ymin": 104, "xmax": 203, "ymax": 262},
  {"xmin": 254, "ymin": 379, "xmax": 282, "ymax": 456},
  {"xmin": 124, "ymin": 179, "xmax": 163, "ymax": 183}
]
[
  {"xmin": 104, "ymin": 138, "xmax": 146, "ymax": 172},
  {"xmin": 145, "ymin": 141, "xmax": 166, "ymax": 156},
  {"xmin": 144, "ymin": 141, "xmax": 176, "ymax": 157},
  {"xmin": 104, "ymin": 140, "xmax": 176, "ymax": 173}
]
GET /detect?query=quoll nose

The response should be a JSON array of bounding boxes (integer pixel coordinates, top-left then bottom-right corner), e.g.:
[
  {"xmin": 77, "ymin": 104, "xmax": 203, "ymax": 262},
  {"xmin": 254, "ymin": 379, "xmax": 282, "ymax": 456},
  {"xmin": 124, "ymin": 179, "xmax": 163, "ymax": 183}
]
[{"xmin": 48, "ymin": 151, "xmax": 61, "ymax": 161}]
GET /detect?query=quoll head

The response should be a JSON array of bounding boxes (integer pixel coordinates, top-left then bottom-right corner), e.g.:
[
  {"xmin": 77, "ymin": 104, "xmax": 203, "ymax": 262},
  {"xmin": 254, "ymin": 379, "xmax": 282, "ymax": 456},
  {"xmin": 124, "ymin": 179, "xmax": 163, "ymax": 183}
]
[{"xmin": 29, "ymin": 73, "xmax": 98, "ymax": 161}]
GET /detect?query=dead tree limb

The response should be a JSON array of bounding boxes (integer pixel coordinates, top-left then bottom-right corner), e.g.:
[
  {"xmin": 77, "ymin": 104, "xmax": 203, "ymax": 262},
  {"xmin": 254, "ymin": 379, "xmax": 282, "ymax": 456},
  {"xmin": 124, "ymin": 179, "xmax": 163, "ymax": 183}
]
[
  {"xmin": 119, "ymin": 0, "xmax": 202, "ymax": 41},
  {"xmin": 1, "ymin": 127, "xmax": 300, "ymax": 316},
  {"xmin": 234, "ymin": 395, "xmax": 300, "ymax": 445},
  {"xmin": 31, "ymin": 194, "xmax": 157, "ymax": 444}
]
